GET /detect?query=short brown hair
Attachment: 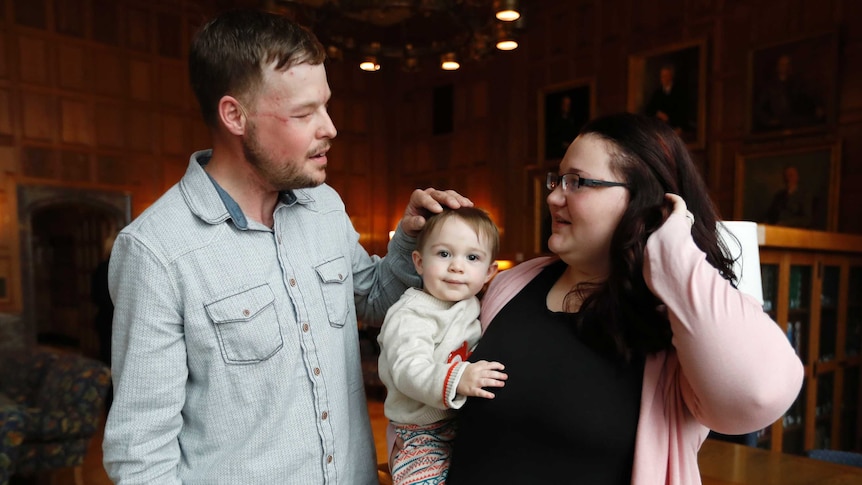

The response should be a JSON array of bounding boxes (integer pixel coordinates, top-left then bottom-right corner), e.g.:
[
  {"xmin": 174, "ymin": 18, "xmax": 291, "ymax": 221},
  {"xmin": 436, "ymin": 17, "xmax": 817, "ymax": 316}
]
[
  {"xmin": 189, "ymin": 8, "xmax": 326, "ymax": 127},
  {"xmin": 415, "ymin": 207, "xmax": 500, "ymax": 260}
]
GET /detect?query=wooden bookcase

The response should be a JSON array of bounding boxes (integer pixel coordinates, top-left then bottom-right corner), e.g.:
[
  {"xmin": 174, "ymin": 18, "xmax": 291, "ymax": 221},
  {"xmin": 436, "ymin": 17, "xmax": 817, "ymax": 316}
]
[{"xmin": 754, "ymin": 225, "xmax": 862, "ymax": 455}]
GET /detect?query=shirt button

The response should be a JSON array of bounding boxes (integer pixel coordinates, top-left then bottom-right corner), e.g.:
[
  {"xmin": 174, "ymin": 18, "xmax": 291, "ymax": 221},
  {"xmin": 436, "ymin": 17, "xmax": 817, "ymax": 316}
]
[
  {"xmin": 313, "ymin": 367, "xmax": 320, "ymax": 376},
  {"xmin": 337, "ymin": 273, "xmax": 343, "ymax": 280},
  {"xmin": 327, "ymin": 455, "xmax": 333, "ymax": 464},
  {"xmin": 289, "ymin": 278, "xmax": 296, "ymax": 287},
  {"xmin": 242, "ymin": 309, "xmax": 250, "ymax": 317},
  {"xmin": 321, "ymin": 411, "xmax": 328, "ymax": 420},
  {"xmin": 302, "ymin": 323, "xmax": 309, "ymax": 332}
]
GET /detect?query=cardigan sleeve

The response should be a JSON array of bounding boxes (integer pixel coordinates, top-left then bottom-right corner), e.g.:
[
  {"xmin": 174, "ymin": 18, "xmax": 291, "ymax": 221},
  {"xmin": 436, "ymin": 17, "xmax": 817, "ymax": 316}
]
[{"xmin": 643, "ymin": 212, "xmax": 804, "ymax": 434}]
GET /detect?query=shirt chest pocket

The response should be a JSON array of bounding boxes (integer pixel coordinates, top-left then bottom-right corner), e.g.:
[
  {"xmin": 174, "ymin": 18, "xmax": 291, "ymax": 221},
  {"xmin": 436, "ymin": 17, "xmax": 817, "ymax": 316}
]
[
  {"xmin": 205, "ymin": 284, "xmax": 284, "ymax": 364},
  {"xmin": 315, "ymin": 257, "xmax": 350, "ymax": 328}
]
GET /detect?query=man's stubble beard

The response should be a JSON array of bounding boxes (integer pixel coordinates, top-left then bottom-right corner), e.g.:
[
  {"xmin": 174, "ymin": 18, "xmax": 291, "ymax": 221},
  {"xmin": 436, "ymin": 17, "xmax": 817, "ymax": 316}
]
[{"xmin": 241, "ymin": 126, "xmax": 325, "ymax": 191}]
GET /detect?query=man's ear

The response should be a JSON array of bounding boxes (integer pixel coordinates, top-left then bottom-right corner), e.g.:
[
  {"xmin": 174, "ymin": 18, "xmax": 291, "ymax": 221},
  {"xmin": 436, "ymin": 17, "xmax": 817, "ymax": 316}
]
[
  {"xmin": 218, "ymin": 95, "xmax": 247, "ymax": 136},
  {"xmin": 412, "ymin": 250, "xmax": 424, "ymax": 275}
]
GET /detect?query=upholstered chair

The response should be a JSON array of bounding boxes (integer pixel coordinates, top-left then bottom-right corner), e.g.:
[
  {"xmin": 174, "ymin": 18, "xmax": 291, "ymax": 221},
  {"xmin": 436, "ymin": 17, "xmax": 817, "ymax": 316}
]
[{"xmin": 0, "ymin": 348, "xmax": 110, "ymax": 484}]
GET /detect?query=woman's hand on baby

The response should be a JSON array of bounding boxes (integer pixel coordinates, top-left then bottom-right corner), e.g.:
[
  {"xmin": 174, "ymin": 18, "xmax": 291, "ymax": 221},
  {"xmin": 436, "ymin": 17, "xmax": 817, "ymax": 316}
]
[{"xmin": 457, "ymin": 360, "xmax": 507, "ymax": 399}]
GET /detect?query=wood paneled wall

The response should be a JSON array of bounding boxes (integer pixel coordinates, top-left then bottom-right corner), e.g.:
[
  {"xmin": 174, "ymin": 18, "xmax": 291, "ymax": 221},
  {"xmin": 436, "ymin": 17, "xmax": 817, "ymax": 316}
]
[
  {"xmin": 0, "ymin": 0, "xmax": 216, "ymax": 312},
  {"xmin": 1, "ymin": 0, "xmax": 861, "ymax": 314},
  {"xmin": 0, "ymin": 0, "xmax": 395, "ymax": 313},
  {"xmin": 383, "ymin": 0, "xmax": 861, "ymax": 262}
]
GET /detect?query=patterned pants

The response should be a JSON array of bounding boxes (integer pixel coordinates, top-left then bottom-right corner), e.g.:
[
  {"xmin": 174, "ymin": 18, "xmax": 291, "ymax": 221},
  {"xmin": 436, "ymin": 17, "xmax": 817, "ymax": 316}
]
[{"xmin": 391, "ymin": 419, "xmax": 457, "ymax": 485}]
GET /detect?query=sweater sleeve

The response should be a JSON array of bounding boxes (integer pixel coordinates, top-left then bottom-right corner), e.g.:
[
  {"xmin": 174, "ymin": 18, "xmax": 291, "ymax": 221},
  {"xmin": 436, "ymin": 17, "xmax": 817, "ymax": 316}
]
[
  {"xmin": 379, "ymin": 303, "xmax": 463, "ymax": 411},
  {"xmin": 643, "ymin": 213, "xmax": 804, "ymax": 434}
]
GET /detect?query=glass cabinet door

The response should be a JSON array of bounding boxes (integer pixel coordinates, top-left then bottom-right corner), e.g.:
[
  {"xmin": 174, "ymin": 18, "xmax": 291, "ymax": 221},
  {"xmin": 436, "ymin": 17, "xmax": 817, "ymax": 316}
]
[
  {"xmin": 841, "ymin": 366, "xmax": 859, "ymax": 450},
  {"xmin": 783, "ymin": 381, "xmax": 806, "ymax": 454},
  {"xmin": 819, "ymin": 265, "xmax": 840, "ymax": 363},
  {"xmin": 841, "ymin": 266, "xmax": 862, "ymax": 451},
  {"xmin": 787, "ymin": 265, "xmax": 812, "ymax": 363},
  {"xmin": 847, "ymin": 267, "xmax": 862, "ymax": 359},
  {"xmin": 814, "ymin": 371, "xmax": 834, "ymax": 449},
  {"xmin": 761, "ymin": 263, "xmax": 779, "ymax": 317}
]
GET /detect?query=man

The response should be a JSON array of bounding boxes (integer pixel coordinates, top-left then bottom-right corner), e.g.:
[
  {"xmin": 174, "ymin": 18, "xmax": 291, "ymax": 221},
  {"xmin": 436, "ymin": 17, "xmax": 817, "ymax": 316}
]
[
  {"xmin": 754, "ymin": 54, "xmax": 823, "ymax": 132},
  {"xmin": 546, "ymin": 95, "xmax": 578, "ymax": 159},
  {"xmin": 102, "ymin": 8, "xmax": 470, "ymax": 484},
  {"xmin": 765, "ymin": 165, "xmax": 812, "ymax": 228},
  {"xmin": 644, "ymin": 64, "xmax": 690, "ymax": 135}
]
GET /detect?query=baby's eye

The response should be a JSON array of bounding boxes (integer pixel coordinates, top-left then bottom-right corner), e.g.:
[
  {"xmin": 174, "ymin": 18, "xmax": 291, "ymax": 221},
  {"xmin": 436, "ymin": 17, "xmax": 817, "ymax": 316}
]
[
  {"xmin": 436, "ymin": 250, "xmax": 450, "ymax": 258},
  {"xmin": 467, "ymin": 254, "xmax": 480, "ymax": 262}
]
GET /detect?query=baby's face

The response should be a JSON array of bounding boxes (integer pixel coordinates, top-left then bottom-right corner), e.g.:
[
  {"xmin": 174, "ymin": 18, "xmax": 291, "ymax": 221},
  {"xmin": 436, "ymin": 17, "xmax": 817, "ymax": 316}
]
[{"xmin": 412, "ymin": 218, "xmax": 498, "ymax": 303}]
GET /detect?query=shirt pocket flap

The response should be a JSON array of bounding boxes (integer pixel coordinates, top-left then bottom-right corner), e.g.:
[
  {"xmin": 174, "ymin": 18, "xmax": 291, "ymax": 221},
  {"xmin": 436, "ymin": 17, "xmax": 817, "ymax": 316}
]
[
  {"xmin": 315, "ymin": 257, "xmax": 348, "ymax": 284},
  {"xmin": 205, "ymin": 284, "xmax": 275, "ymax": 323}
]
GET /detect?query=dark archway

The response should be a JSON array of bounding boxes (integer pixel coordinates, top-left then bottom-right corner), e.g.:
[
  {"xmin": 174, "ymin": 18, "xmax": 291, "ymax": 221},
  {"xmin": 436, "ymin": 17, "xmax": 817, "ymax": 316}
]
[{"xmin": 17, "ymin": 186, "xmax": 129, "ymax": 356}]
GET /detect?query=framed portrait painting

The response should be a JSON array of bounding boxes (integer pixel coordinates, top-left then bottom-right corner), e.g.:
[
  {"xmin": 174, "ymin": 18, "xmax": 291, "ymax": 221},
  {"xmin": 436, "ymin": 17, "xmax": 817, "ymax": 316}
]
[
  {"xmin": 529, "ymin": 168, "xmax": 552, "ymax": 256},
  {"xmin": 0, "ymin": 257, "xmax": 10, "ymax": 305},
  {"xmin": 734, "ymin": 143, "xmax": 841, "ymax": 231},
  {"xmin": 627, "ymin": 38, "xmax": 707, "ymax": 149},
  {"xmin": 747, "ymin": 32, "xmax": 838, "ymax": 136},
  {"xmin": 538, "ymin": 78, "xmax": 595, "ymax": 161}
]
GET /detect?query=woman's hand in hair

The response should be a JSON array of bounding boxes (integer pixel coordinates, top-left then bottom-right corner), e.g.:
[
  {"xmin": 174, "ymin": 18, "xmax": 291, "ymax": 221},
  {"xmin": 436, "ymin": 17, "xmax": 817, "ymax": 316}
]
[{"xmin": 664, "ymin": 193, "xmax": 695, "ymax": 228}]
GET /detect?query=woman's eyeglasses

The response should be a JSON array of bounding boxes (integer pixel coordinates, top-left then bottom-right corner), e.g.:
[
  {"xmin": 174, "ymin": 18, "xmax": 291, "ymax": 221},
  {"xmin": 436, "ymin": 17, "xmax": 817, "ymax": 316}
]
[{"xmin": 546, "ymin": 172, "xmax": 629, "ymax": 193}]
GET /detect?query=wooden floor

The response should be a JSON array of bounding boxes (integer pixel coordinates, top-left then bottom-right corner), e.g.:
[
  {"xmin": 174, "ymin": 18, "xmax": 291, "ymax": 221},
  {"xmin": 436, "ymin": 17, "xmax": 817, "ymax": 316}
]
[
  {"xmin": 23, "ymin": 400, "xmax": 862, "ymax": 485},
  {"xmin": 30, "ymin": 398, "xmax": 389, "ymax": 485}
]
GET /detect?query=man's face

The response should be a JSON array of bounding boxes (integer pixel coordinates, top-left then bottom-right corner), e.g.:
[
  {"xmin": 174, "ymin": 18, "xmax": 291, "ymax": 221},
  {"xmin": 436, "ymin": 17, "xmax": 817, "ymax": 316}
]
[
  {"xmin": 777, "ymin": 55, "xmax": 792, "ymax": 80},
  {"xmin": 241, "ymin": 62, "xmax": 337, "ymax": 191},
  {"xmin": 660, "ymin": 68, "xmax": 674, "ymax": 88},
  {"xmin": 784, "ymin": 166, "xmax": 799, "ymax": 186},
  {"xmin": 561, "ymin": 95, "xmax": 572, "ymax": 113}
]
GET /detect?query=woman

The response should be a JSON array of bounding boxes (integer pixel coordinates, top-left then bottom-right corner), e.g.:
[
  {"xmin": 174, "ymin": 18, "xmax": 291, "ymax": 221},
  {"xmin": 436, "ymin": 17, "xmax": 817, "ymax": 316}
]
[{"xmin": 445, "ymin": 113, "xmax": 803, "ymax": 484}]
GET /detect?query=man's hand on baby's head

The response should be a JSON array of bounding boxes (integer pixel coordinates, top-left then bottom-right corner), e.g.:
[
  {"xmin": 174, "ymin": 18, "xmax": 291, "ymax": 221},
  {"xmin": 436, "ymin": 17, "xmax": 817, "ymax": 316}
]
[{"xmin": 456, "ymin": 360, "xmax": 507, "ymax": 399}]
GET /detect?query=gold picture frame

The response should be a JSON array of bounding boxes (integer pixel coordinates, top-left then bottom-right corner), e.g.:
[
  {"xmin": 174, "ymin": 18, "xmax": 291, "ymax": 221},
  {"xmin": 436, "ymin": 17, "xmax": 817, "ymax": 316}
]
[
  {"xmin": 734, "ymin": 142, "xmax": 841, "ymax": 231},
  {"xmin": 0, "ymin": 257, "xmax": 11, "ymax": 305},
  {"xmin": 627, "ymin": 38, "xmax": 707, "ymax": 149},
  {"xmin": 538, "ymin": 78, "xmax": 596, "ymax": 162},
  {"xmin": 747, "ymin": 31, "xmax": 838, "ymax": 137},
  {"xmin": 529, "ymin": 167, "xmax": 551, "ymax": 256}
]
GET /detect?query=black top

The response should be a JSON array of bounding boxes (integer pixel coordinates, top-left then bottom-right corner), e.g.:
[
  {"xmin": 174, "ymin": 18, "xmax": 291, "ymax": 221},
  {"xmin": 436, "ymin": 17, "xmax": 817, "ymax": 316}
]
[{"xmin": 448, "ymin": 261, "xmax": 644, "ymax": 484}]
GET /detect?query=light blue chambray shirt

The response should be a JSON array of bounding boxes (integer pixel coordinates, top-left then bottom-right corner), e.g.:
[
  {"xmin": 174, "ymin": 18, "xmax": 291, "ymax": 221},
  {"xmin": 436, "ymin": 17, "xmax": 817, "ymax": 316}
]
[{"xmin": 103, "ymin": 150, "xmax": 420, "ymax": 484}]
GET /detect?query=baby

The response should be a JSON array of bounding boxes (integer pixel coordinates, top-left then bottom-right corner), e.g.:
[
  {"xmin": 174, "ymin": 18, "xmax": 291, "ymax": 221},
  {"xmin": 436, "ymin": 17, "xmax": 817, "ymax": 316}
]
[{"xmin": 377, "ymin": 207, "xmax": 508, "ymax": 485}]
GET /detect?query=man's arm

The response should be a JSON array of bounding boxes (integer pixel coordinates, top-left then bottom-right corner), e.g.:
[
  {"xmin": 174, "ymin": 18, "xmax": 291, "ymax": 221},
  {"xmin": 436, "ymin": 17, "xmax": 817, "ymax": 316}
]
[
  {"xmin": 353, "ymin": 188, "xmax": 473, "ymax": 324},
  {"xmin": 103, "ymin": 233, "xmax": 186, "ymax": 485}
]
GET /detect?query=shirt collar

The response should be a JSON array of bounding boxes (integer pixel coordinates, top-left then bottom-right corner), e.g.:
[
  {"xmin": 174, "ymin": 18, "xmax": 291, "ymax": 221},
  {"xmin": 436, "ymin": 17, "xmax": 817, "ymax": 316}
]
[{"xmin": 179, "ymin": 150, "xmax": 314, "ymax": 230}]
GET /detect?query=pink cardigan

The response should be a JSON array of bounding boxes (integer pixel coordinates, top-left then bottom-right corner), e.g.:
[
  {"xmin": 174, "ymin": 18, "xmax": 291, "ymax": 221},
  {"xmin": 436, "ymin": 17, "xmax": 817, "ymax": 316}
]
[{"xmin": 478, "ymin": 213, "xmax": 803, "ymax": 485}]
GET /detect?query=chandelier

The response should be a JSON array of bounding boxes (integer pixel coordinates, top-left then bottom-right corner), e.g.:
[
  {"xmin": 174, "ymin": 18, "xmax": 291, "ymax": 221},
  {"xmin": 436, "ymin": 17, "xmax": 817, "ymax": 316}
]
[{"xmin": 266, "ymin": 0, "xmax": 524, "ymax": 71}]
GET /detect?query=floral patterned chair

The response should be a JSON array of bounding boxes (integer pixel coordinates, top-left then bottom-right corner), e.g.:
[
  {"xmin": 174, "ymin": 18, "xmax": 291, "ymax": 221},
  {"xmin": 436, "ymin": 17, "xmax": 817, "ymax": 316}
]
[
  {"xmin": 0, "ymin": 347, "xmax": 110, "ymax": 484},
  {"xmin": 0, "ymin": 404, "xmax": 25, "ymax": 485}
]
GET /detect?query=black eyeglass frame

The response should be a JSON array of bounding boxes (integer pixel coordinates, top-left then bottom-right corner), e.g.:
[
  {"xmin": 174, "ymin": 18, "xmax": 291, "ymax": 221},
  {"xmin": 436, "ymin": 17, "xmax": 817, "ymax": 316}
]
[{"xmin": 546, "ymin": 172, "xmax": 629, "ymax": 192}]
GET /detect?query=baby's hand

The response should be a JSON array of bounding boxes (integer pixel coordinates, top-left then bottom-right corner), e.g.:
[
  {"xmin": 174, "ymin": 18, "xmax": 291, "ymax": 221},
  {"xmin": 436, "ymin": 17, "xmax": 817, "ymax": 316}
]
[{"xmin": 456, "ymin": 360, "xmax": 507, "ymax": 399}]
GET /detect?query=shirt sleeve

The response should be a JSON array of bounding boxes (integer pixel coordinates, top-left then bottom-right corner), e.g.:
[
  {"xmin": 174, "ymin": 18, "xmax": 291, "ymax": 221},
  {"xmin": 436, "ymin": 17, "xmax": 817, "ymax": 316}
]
[
  {"xmin": 102, "ymin": 233, "xmax": 185, "ymax": 485},
  {"xmin": 643, "ymin": 213, "xmax": 804, "ymax": 434},
  {"xmin": 351, "ymin": 221, "xmax": 422, "ymax": 326}
]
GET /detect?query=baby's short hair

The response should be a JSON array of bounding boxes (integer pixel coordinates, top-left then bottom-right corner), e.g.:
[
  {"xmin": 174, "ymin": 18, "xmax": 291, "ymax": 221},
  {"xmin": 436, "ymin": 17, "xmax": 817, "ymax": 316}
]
[{"xmin": 415, "ymin": 207, "xmax": 500, "ymax": 259}]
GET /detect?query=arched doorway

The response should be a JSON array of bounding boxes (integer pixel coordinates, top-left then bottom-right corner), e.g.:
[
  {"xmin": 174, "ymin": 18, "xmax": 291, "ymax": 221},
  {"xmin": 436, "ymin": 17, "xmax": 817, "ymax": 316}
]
[{"xmin": 18, "ymin": 186, "xmax": 130, "ymax": 357}]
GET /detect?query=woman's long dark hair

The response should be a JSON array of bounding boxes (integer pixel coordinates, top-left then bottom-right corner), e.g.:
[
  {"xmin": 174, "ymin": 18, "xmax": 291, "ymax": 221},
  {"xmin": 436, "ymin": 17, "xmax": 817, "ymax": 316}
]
[{"xmin": 566, "ymin": 112, "xmax": 737, "ymax": 361}]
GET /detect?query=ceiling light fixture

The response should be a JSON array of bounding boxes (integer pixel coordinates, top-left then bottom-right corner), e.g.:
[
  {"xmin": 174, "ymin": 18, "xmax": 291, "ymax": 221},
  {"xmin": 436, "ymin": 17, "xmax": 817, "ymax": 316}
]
[
  {"xmin": 495, "ymin": 23, "xmax": 518, "ymax": 51},
  {"xmin": 440, "ymin": 52, "xmax": 460, "ymax": 71},
  {"xmin": 359, "ymin": 41, "xmax": 382, "ymax": 71},
  {"xmin": 268, "ymin": 0, "xmax": 526, "ymax": 72},
  {"xmin": 494, "ymin": 0, "xmax": 521, "ymax": 22},
  {"xmin": 359, "ymin": 56, "xmax": 381, "ymax": 71}
]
